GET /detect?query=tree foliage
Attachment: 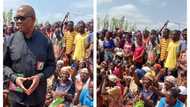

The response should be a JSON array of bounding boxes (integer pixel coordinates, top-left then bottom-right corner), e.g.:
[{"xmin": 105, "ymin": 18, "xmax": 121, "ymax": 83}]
[
  {"xmin": 98, "ymin": 15, "xmax": 137, "ymax": 32},
  {"xmin": 3, "ymin": 9, "xmax": 13, "ymax": 25}
]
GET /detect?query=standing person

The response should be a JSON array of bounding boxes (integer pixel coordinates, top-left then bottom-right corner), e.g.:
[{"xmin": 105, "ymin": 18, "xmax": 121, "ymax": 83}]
[
  {"xmin": 103, "ymin": 31, "xmax": 115, "ymax": 61},
  {"xmin": 52, "ymin": 24, "xmax": 63, "ymax": 59},
  {"xmin": 3, "ymin": 5, "xmax": 56, "ymax": 107},
  {"xmin": 133, "ymin": 35, "xmax": 145, "ymax": 69},
  {"xmin": 86, "ymin": 21, "xmax": 93, "ymax": 61},
  {"xmin": 64, "ymin": 21, "xmax": 77, "ymax": 62},
  {"xmin": 179, "ymin": 28, "xmax": 187, "ymax": 52},
  {"xmin": 142, "ymin": 30, "xmax": 150, "ymax": 49},
  {"xmin": 164, "ymin": 30, "xmax": 180, "ymax": 76},
  {"xmin": 123, "ymin": 33, "xmax": 135, "ymax": 65},
  {"xmin": 4, "ymin": 24, "xmax": 14, "ymax": 46},
  {"xmin": 150, "ymin": 29, "xmax": 159, "ymax": 45},
  {"xmin": 45, "ymin": 23, "xmax": 53, "ymax": 40},
  {"xmin": 147, "ymin": 35, "xmax": 159, "ymax": 65},
  {"xmin": 159, "ymin": 28, "xmax": 170, "ymax": 66},
  {"xmin": 73, "ymin": 21, "xmax": 88, "ymax": 61}
]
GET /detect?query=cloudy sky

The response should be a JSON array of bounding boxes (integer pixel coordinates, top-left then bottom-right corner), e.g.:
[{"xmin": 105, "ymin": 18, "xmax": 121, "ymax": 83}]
[
  {"xmin": 98, "ymin": 0, "xmax": 187, "ymax": 30},
  {"xmin": 4, "ymin": 0, "xmax": 93, "ymax": 24}
]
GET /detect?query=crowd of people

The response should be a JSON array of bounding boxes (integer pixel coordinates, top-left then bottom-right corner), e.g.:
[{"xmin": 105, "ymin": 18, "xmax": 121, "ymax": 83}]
[
  {"xmin": 2, "ymin": 5, "xmax": 187, "ymax": 107},
  {"xmin": 4, "ymin": 18, "xmax": 94, "ymax": 107},
  {"xmin": 97, "ymin": 27, "xmax": 187, "ymax": 107}
]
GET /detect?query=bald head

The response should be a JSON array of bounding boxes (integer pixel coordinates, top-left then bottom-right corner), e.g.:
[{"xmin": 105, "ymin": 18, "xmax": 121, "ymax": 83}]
[
  {"xmin": 17, "ymin": 5, "xmax": 36, "ymax": 19},
  {"xmin": 15, "ymin": 5, "xmax": 36, "ymax": 36}
]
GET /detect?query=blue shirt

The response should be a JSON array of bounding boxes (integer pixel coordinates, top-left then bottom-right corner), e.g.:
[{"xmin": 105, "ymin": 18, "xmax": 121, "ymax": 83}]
[
  {"xmin": 158, "ymin": 97, "xmax": 184, "ymax": 107},
  {"xmin": 87, "ymin": 32, "xmax": 93, "ymax": 44},
  {"xmin": 103, "ymin": 39, "xmax": 115, "ymax": 49},
  {"xmin": 180, "ymin": 40, "xmax": 187, "ymax": 52},
  {"xmin": 79, "ymin": 88, "xmax": 93, "ymax": 107}
]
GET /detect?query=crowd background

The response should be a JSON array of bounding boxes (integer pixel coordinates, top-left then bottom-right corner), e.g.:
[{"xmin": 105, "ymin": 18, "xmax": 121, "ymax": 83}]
[
  {"xmin": 3, "ymin": 18, "xmax": 94, "ymax": 107},
  {"xmin": 2, "ymin": 11, "xmax": 187, "ymax": 107},
  {"xmin": 97, "ymin": 26, "xmax": 187, "ymax": 107}
]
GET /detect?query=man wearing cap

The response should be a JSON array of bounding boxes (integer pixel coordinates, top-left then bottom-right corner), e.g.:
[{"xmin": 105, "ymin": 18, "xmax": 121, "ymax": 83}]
[
  {"xmin": 4, "ymin": 5, "xmax": 56, "ymax": 107},
  {"xmin": 151, "ymin": 75, "xmax": 177, "ymax": 98}
]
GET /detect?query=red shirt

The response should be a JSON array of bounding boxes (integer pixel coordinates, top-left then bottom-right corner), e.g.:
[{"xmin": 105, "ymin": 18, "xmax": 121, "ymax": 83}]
[{"xmin": 133, "ymin": 46, "xmax": 144, "ymax": 63}]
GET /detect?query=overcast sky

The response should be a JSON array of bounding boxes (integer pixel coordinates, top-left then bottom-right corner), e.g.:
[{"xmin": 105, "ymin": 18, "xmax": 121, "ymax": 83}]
[
  {"xmin": 98, "ymin": 0, "xmax": 187, "ymax": 30},
  {"xmin": 4, "ymin": 0, "xmax": 186, "ymax": 30},
  {"xmin": 4, "ymin": 0, "xmax": 93, "ymax": 24}
]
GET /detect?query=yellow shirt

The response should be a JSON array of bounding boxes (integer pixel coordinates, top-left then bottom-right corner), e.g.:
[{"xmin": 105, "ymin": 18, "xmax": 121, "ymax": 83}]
[
  {"xmin": 165, "ymin": 41, "xmax": 180, "ymax": 69},
  {"xmin": 64, "ymin": 31, "xmax": 76, "ymax": 54},
  {"xmin": 160, "ymin": 38, "xmax": 170, "ymax": 61},
  {"xmin": 73, "ymin": 32, "xmax": 88, "ymax": 61}
]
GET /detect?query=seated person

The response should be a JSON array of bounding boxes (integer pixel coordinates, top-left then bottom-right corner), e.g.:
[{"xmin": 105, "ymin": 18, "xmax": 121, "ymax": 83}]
[
  {"xmin": 158, "ymin": 87, "xmax": 184, "ymax": 107},
  {"xmin": 51, "ymin": 67, "xmax": 75, "ymax": 107}
]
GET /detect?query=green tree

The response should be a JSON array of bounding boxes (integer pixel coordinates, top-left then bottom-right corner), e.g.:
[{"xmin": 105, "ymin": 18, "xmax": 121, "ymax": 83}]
[
  {"xmin": 3, "ymin": 11, "xmax": 7, "ymax": 24},
  {"xmin": 7, "ymin": 9, "xmax": 13, "ymax": 24},
  {"xmin": 3, "ymin": 9, "xmax": 13, "ymax": 24},
  {"xmin": 103, "ymin": 15, "xmax": 109, "ymax": 30}
]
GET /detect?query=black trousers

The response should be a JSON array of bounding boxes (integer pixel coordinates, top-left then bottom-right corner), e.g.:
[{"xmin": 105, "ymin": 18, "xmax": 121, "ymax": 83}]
[{"xmin": 9, "ymin": 100, "xmax": 44, "ymax": 107}]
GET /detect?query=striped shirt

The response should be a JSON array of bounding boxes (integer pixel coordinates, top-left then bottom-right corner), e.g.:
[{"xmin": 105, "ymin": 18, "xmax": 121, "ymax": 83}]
[
  {"xmin": 160, "ymin": 38, "xmax": 170, "ymax": 61},
  {"xmin": 64, "ymin": 31, "xmax": 77, "ymax": 54}
]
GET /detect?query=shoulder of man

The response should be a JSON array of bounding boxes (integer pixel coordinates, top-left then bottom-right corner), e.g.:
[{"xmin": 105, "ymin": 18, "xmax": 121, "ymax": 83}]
[
  {"xmin": 34, "ymin": 30, "xmax": 52, "ymax": 44},
  {"xmin": 7, "ymin": 31, "xmax": 23, "ymax": 47}
]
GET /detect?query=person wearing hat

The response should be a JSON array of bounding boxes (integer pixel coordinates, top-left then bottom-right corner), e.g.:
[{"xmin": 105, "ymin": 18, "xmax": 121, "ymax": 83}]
[
  {"xmin": 51, "ymin": 67, "xmax": 75, "ymax": 107},
  {"xmin": 162, "ymin": 76, "xmax": 177, "ymax": 93},
  {"xmin": 151, "ymin": 75, "xmax": 177, "ymax": 98},
  {"xmin": 145, "ymin": 64, "xmax": 161, "ymax": 81},
  {"xmin": 131, "ymin": 65, "xmax": 157, "ymax": 106}
]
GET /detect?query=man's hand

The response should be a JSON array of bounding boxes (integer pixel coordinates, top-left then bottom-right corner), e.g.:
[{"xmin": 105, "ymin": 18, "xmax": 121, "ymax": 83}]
[
  {"xmin": 15, "ymin": 77, "xmax": 28, "ymax": 93},
  {"xmin": 26, "ymin": 74, "xmax": 41, "ymax": 95}
]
